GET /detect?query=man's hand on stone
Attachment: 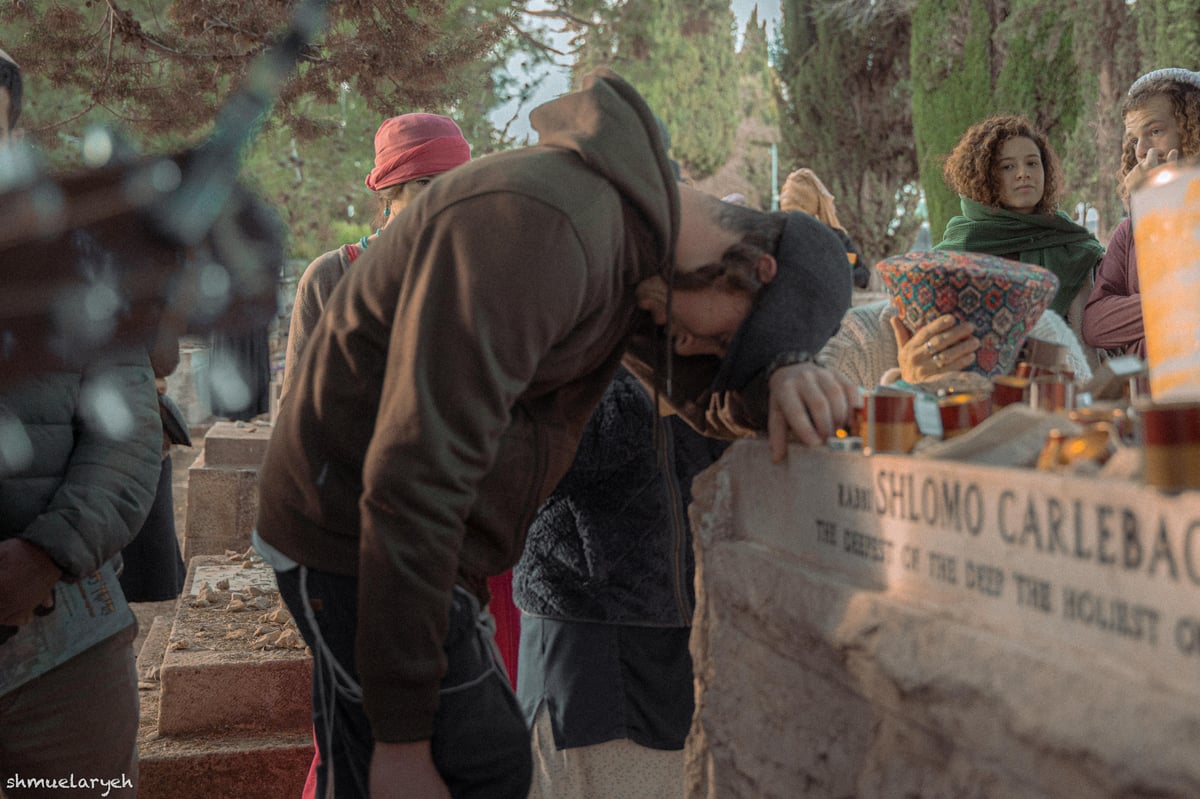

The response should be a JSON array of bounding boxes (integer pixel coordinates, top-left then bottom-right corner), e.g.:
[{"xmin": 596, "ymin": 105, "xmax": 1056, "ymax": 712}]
[{"xmin": 767, "ymin": 362, "xmax": 859, "ymax": 461}]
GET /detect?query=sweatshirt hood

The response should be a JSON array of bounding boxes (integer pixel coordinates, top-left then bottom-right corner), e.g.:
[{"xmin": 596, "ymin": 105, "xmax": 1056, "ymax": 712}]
[{"xmin": 531, "ymin": 69, "xmax": 678, "ymax": 281}]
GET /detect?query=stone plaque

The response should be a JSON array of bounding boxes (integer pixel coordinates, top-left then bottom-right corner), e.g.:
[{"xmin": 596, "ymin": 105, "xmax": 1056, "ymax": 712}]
[{"xmin": 715, "ymin": 443, "xmax": 1200, "ymax": 699}]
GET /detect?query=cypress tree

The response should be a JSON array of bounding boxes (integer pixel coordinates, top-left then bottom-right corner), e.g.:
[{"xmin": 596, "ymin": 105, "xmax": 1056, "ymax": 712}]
[
  {"xmin": 572, "ymin": 0, "xmax": 739, "ymax": 178},
  {"xmin": 777, "ymin": 0, "xmax": 920, "ymax": 264},
  {"xmin": 1136, "ymin": 0, "xmax": 1200, "ymax": 68},
  {"xmin": 910, "ymin": 0, "xmax": 999, "ymax": 245},
  {"xmin": 1058, "ymin": 0, "xmax": 1142, "ymax": 243}
]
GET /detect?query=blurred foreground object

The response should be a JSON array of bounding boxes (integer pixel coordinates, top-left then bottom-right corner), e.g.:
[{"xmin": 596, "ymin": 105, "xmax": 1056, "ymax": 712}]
[
  {"xmin": 0, "ymin": 0, "xmax": 326, "ymax": 388},
  {"xmin": 0, "ymin": 141, "xmax": 283, "ymax": 387},
  {"xmin": 1129, "ymin": 159, "xmax": 1200, "ymax": 400}
]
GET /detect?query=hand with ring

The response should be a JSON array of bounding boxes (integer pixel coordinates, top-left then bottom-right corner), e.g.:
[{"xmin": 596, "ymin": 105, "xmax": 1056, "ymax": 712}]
[{"xmin": 891, "ymin": 313, "xmax": 980, "ymax": 383}]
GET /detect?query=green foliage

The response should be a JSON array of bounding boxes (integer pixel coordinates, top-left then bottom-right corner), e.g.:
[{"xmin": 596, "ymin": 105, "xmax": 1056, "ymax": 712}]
[
  {"xmin": 739, "ymin": 8, "xmax": 770, "ymax": 75},
  {"xmin": 329, "ymin": 219, "xmax": 375, "ymax": 247},
  {"xmin": 739, "ymin": 9, "xmax": 777, "ymax": 127},
  {"xmin": 910, "ymin": 0, "xmax": 997, "ymax": 244},
  {"xmin": 239, "ymin": 88, "xmax": 379, "ymax": 262},
  {"xmin": 1136, "ymin": 0, "xmax": 1200, "ymax": 68},
  {"xmin": 1056, "ymin": 0, "xmax": 1141, "ymax": 242},
  {"xmin": 3, "ymin": 0, "xmax": 525, "ymax": 162},
  {"xmin": 994, "ymin": 3, "xmax": 1081, "ymax": 138},
  {"xmin": 570, "ymin": 0, "xmax": 739, "ymax": 178},
  {"xmin": 991, "ymin": 1, "xmax": 1085, "ymax": 227},
  {"xmin": 2, "ymin": 0, "xmax": 556, "ymax": 265},
  {"xmin": 777, "ymin": 0, "xmax": 921, "ymax": 264}
]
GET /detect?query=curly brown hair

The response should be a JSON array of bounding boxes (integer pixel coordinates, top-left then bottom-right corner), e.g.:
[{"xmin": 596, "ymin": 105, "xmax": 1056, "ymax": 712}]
[
  {"xmin": 942, "ymin": 115, "xmax": 1062, "ymax": 215},
  {"xmin": 1120, "ymin": 73, "xmax": 1200, "ymax": 180}
]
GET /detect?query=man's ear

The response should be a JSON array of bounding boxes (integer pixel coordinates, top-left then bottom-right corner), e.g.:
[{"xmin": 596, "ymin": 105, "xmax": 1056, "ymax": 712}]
[
  {"xmin": 756, "ymin": 253, "xmax": 778, "ymax": 285},
  {"xmin": 635, "ymin": 275, "xmax": 670, "ymax": 325}
]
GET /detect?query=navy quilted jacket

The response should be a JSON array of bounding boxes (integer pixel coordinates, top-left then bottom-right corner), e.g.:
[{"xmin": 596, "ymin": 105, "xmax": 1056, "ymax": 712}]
[{"xmin": 513, "ymin": 367, "xmax": 726, "ymax": 626}]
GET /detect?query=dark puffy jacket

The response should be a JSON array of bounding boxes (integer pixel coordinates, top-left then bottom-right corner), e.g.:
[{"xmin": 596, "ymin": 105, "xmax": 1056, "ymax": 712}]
[
  {"xmin": 513, "ymin": 368, "xmax": 726, "ymax": 626},
  {"xmin": 0, "ymin": 349, "xmax": 162, "ymax": 578}
]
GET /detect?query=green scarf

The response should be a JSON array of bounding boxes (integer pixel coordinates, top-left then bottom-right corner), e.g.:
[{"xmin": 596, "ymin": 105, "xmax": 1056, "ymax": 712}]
[{"xmin": 934, "ymin": 196, "xmax": 1105, "ymax": 317}]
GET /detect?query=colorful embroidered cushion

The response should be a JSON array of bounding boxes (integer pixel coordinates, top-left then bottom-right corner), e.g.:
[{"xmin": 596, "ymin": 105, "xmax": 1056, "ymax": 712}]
[{"xmin": 876, "ymin": 251, "xmax": 1059, "ymax": 377}]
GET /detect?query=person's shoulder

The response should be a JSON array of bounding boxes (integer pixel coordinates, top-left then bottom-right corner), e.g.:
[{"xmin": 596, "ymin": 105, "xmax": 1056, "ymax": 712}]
[
  {"xmin": 842, "ymin": 299, "xmax": 891, "ymax": 328},
  {"xmin": 431, "ymin": 148, "xmax": 619, "ymax": 220},
  {"xmin": 1031, "ymin": 307, "xmax": 1092, "ymax": 381},
  {"xmin": 297, "ymin": 246, "xmax": 352, "ymax": 289},
  {"xmin": 1031, "ymin": 307, "xmax": 1073, "ymax": 342},
  {"xmin": 1112, "ymin": 216, "xmax": 1134, "ymax": 243}
]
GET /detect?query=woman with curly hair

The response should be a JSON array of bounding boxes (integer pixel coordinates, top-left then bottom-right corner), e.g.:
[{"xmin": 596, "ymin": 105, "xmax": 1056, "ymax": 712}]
[
  {"xmin": 1082, "ymin": 68, "xmax": 1200, "ymax": 359},
  {"xmin": 820, "ymin": 115, "xmax": 1099, "ymax": 388},
  {"xmin": 935, "ymin": 114, "xmax": 1103, "ymax": 320}
]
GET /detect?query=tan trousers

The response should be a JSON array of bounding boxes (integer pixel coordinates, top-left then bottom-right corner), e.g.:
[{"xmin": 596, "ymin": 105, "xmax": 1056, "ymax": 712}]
[{"xmin": 527, "ymin": 705, "xmax": 684, "ymax": 799}]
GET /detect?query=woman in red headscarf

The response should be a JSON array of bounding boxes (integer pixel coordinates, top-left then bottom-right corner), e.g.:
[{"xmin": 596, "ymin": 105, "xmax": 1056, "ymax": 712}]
[{"xmin": 281, "ymin": 113, "xmax": 471, "ymax": 403}]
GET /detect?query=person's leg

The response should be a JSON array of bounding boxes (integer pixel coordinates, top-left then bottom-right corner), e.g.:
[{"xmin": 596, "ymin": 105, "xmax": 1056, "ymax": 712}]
[
  {"xmin": 527, "ymin": 703, "xmax": 581, "ymax": 799},
  {"xmin": 526, "ymin": 704, "xmax": 684, "ymax": 799},
  {"xmin": 485, "ymin": 571, "xmax": 520, "ymax": 689},
  {"xmin": 118, "ymin": 455, "xmax": 185, "ymax": 602},
  {"xmin": 433, "ymin": 587, "xmax": 532, "ymax": 799},
  {"xmin": 0, "ymin": 625, "xmax": 138, "ymax": 799},
  {"xmin": 275, "ymin": 567, "xmax": 372, "ymax": 799}
]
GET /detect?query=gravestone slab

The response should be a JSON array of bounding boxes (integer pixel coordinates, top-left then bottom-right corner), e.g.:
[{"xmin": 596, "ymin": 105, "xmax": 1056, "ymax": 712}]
[
  {"xmin": 182, "ymin": 422, "xmax": 272, "ymax": 559},
  {"xmin": 165, "ymin": 339, "xmax": 212, "ymax": 426},
  {"xmin": 686, "ymin": 440, "xmax": 1200, "ymax": 799},
  {"xmin": 157, "ymin": 554, "xmax": 310, "ymax": 737},
  {"xmin": 182, "ymin": 452, "xmax": 260, "ymax": 559},
  {"xmin": 202, "ymin": 420, "xmax": 273, "ymax": 467}
]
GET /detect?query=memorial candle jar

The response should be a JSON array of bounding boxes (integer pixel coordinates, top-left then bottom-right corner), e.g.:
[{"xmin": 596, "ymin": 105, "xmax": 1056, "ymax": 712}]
[
  {"xmin": 861, "ymin": 388, "xmax": 919, "ymax": 454},
  {"xmin": 991, "ymin": 375, "xmax": 1029, "ymax": 408},
  {"xmin": 1137, "ymin": 399, "xmax": 1200, "ymax": 491},
  {"xmin": 938, "ymin": 392, "xmax": 991, "ymax": 440},
  {"xmin": 1029, "ymin": 373, "xmax": 1075, "ymax": 412}
]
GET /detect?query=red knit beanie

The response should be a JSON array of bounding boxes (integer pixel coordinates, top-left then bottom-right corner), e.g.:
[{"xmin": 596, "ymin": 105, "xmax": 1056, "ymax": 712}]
[{"xmin": 365, "ymin": 113, "xmax": 470, "ymax": 191}]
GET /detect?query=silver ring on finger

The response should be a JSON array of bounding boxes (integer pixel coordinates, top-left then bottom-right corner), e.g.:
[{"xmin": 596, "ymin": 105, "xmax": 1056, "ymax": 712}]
[
  {"xmin": 932, "ymin": 352, "xmax": 944, "ymax": 368},
  {"xmin": 924, "ymin": 340, "xmax": 936, "ymax": 355}
]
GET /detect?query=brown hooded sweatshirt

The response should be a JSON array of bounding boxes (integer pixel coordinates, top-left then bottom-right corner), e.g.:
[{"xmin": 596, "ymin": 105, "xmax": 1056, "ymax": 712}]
[{"xmin": 256, "ymin": 70, "xmax": 685, "ymax": 742}]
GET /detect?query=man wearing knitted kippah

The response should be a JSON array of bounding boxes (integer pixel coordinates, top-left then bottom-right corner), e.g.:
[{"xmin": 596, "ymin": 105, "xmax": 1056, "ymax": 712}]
[{"xmin": 1082, "ymin": 68, "xmax": 1200, "ymax": 359}]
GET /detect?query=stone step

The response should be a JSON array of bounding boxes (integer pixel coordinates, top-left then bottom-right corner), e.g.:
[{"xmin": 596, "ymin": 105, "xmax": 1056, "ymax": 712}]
[
  {"xmin": 138, "ymin": 724, "xmax": 312, "ymax": 798},
  {"xmin": 136, "ymin": 615, "xmax": 173, "ymax": 680}
]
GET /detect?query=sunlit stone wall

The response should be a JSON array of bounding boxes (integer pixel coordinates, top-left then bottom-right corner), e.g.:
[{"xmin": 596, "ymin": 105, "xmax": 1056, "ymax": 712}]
[{"xmin": 685, "ymin": 441, "xmax": 1200, "ymax": 799}]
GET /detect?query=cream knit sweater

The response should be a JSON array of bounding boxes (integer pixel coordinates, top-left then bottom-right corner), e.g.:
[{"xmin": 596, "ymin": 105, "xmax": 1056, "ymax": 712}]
[{"xmin": 818, "ymin": 299, "xmax": 1093, "ymax": 388}]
